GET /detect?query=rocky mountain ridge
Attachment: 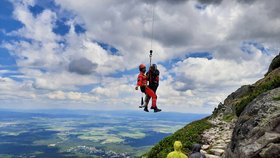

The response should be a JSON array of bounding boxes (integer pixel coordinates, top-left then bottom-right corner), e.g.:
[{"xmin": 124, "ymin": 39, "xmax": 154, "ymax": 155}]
[{"xmin": 143, "ymin": 53, "xmax": 280, "ymax": 158}]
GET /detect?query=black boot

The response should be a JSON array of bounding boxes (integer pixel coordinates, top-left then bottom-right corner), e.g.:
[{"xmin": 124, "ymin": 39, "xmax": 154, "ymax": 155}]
[
  {"xmin": 154, "ymin": 107, "xmax": 161, "ymax": 113},
  {"xmin": 144, "ymin": 106, "xmax": 149, "ymax": 112}
]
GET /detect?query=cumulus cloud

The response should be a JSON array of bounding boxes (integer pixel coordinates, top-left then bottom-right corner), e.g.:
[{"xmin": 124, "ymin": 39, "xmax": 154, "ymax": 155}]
[
  {"xmin": 69, "ymin": 57, "xmax": 97, "ymax": 75},
  {"xmin": 143, "ymin": 0, "xmax": 226, "ymax": 5},
  {"xmin": 10, "ymin": 0, "xmax": 58, "ymax": 42},
  {"xmin": 47, "ymin": 91, "xmax": 84, "ymax": 100},
  {"xmin": 172, "ymin": 53, "xmax": 270, "ymax": 91},
  {"xmin": 198, "ymin": 0, "xmax": 222, "ymax": 5},
  {"xmin": 142, "ymin": 0, "xmax": 187, "ymax": 4},
  {"xmin": 237, "ymin": 0, "xmax": 256, "ymax": 4},
  {"xmin": 0, "ymin": 77, "xmax": 36, "ymax": 100},
  {"xmin": 226, "ymin": 1, "xmax": 280, "ymax": 43},
  {"xmin": 48, "ymin": 90, "xmax": 65, "ymax": 100},
  {"xmin": 0, "ymin": 0, "xmax": 279, "ymax": 113},
  {"xmin": 3, "ymin": 0, "xmax": 122, "ymax": 88},
  {"xmin": 52, "ymin": 0, "xmax": 280, "ymax": 67}
]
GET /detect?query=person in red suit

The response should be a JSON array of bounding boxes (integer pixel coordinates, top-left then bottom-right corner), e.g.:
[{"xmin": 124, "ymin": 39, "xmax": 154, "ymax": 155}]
[{"xmin": 135, "ymin": 64, "xmax": 161, "ymax": 112}]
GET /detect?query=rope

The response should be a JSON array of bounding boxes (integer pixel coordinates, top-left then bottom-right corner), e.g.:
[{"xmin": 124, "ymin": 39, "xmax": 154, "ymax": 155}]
[
  {"xmin": 150, "ymin": 4, "xmax": 155, "ymax": 51},
  {"xmin": 149, "ymin": 3, "xmax": 155, "ymax": 84}
]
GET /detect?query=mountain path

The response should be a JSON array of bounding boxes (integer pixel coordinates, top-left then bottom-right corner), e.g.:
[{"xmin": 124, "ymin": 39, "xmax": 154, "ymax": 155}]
[{"xmin": 201, "ymin": 117, "xmax": 236, "ymax": 158}]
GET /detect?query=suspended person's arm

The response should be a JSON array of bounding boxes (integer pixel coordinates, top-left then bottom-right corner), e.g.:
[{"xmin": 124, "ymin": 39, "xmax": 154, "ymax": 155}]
[
  {"xmin": 155, "ymin": 69, "xmax": 159, "ymax": 76},
  {"xmin": 156, "ymin": 69, "xmax": 160, "ymax": 83},
  {"xmin": 135, "ymin": 74, "xmax": 143, "ymax": 90}
]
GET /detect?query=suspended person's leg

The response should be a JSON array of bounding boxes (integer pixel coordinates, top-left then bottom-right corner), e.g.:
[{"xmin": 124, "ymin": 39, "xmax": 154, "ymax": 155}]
[
  {"xmin": 139, "ymin": 95, "xmax": 145, "ymax": 108},
  {"xmin": 150, "ymin": 84, "xmax": 158, "ymax": 93},
  {"xmin": 143, "ymin": 95, "xmax": 151, "ymax": 111},
  {"xmin": 153, "ymin": 85, "xmax": 158, "ymax": 93},
  {"xmin": 142, "ymin": 85, "xmax": 157, "ymax": 109},
  {"xmin": 145, "ymin": 95, "xmax": 151, "ymax": 107},
  {"xmin": 138, "ymin": 86, "xmax": 149, "ymax": 111},
  {"xmin": 142, "ymin": 95, "xmax": 149, "ymax": 112},
  {"xmin": 139, "ymin": 95, "xmax": 150, "ymax": 108},
  {"xmin": 145, "ymin": 87, "xmax": 161, "ymax": 112}
]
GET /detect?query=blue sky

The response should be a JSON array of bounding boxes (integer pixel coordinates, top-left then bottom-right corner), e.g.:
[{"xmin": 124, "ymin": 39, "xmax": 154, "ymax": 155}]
[{"xmin": 0, "ymin": 0, "xmax": 279, "ymax": 113}]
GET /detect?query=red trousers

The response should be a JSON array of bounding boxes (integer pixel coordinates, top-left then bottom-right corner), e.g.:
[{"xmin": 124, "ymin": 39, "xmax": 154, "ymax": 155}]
[{"xmin": 145, "ymin": 87, "xmax": 157, "ymax": 108}]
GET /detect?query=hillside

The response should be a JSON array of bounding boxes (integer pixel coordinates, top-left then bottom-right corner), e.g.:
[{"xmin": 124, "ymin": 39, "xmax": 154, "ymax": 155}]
[{"xmin": 143, "ymin": 53, "xmax": 280, "ymax": 158}]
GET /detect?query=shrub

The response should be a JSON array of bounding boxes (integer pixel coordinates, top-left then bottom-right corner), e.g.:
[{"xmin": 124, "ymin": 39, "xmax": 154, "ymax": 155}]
[{"xmin": 142, "ymin": 117, "xmax": 212, "ymax": 158}]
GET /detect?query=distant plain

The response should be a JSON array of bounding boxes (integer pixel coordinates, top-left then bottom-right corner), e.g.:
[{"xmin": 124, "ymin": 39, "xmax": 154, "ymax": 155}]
[{"xmin": 0, "ymin": 109, "xmax": 208, "ymax": 158}]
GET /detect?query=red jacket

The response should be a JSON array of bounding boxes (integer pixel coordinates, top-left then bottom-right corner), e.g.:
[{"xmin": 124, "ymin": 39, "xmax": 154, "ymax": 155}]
[{"xmin": 137, "ymin": 72, "xmax": 147, "ymax": 87}]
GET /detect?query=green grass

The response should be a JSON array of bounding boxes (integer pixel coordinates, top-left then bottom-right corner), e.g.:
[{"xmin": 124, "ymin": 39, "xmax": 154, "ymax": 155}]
[
  {"xmin": 273, "ymin": 96, "xmax": 280, "ymax": 101},
  {"xmin": 141, "ymin": 117, "xmax": 212, "ymax": 158},
  {"xmin": 235, "ymin": 75, "xmax": 280, "ymax": 116},
  {"xmin": 222, "ymin": 114, "xmax": 235, "ymax": 122}
]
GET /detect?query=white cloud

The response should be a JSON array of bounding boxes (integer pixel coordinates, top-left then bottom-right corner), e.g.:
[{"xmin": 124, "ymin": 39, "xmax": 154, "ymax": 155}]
[
  {"xmin": 13, "ymin": 9, "xmax": 57, "ymax": 42},
  {"xmin": 47, "ymin": 91, "xmax": 84, "ymax": 100},
  {"xmin": 172, "ymin": 53, "xmax": 270, "ymax": 90},
  {"xmin": 0, "ymin": 0, "xmax": 279, "ymax": 113},
  {"xmin": 53, "ymin": 0, "xmax": 280, "ymax": 64},
  {"xmin": 48, "ymin": 90, "xmax": 65, "ymax": 100},
  {"xmin": 67, "ymin": 91, "xmax": 82, "ymax": 100},
  {"xmin": 0, "ymin": 77, "xmax": 37, "ymax": 100}
]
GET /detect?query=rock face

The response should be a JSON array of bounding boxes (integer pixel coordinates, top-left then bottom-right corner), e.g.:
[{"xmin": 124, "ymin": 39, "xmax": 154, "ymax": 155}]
[
  {"xmin": 266, "ymin": 53, "xmax": 280, "ymax": 76},
  {"xmin": 212, "ymin": 84, "xmax": 255, "ymax": 118},
  {"xmin": 224, "ymin": 85, "xmax": 255, "ymax": 105},
  {"xmin": 224, "ymin": 88, "xmax": 280, "ymax": 158}
]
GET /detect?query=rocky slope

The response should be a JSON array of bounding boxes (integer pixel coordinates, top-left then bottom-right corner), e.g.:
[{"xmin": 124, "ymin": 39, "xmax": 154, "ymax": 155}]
[
  {"xmin": 143, "ymin": 53, "xmax": 280, "ymax": 158},
  {"xmin": 225, "ymin": 87, "xmax": 280, "ymax": 158}
]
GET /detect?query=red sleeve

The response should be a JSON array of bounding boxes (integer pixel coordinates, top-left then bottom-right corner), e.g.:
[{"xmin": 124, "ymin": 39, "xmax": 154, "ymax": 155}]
[{"xmin": 137, "ymin": 74, "xmax": 142, "ymax": 86}]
